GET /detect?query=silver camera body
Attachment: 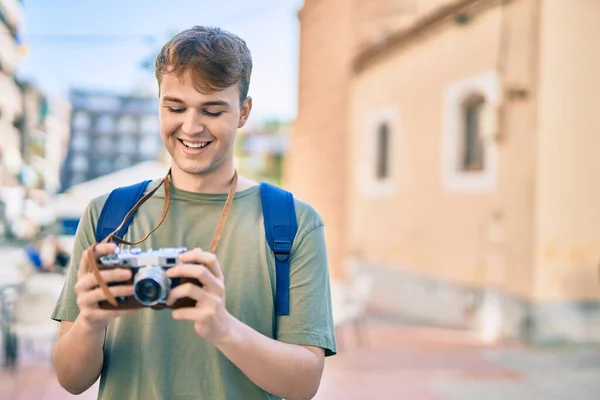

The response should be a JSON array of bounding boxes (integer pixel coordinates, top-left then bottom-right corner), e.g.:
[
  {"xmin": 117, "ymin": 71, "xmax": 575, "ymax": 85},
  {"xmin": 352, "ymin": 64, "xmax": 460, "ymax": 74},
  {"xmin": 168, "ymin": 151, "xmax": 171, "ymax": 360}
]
[{"xmin": 98, "ymin": 247, "xmax": 188, "ymax": 307}]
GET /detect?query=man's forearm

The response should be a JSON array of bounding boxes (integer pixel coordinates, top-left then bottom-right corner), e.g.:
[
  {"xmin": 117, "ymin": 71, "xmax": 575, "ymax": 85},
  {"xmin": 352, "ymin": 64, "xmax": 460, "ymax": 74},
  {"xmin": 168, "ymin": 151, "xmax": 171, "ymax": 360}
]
[
  {"xmin": 215, "ymin": 316, "xmax": 324, "ymax": 400},
  {"xmin": 52, "ymin": 319, "xmax": 105, "ymax": 395}
]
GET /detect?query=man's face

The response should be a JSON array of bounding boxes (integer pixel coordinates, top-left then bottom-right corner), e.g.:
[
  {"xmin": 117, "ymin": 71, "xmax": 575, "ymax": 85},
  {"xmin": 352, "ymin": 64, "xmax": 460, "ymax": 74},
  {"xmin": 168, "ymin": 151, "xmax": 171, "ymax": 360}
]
[{"xmin": 158, "ymin": 70, "xmax": 251, "ymax": 176}]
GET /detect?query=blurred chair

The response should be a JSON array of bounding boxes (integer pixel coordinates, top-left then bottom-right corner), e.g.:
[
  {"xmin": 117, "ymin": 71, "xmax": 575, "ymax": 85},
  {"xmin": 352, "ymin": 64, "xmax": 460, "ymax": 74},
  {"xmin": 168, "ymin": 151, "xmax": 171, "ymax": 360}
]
[
  {"xmin": 9, "ymin": 291, "xmax": 59, "ymax": 364},
  {"xmin": 331, "ymin": 261, "xmax": 374, "ymax": 348},
  {"xmin": 5, "ymin": 271, "xmax": 64, "ymax": 367},
  {"xmin": 1, "ymin": 286, "xmax": 19, "ymax": 369},
  {"xmin": 0, "ymin": 252, "xmax": 27, "ymax": 369}
]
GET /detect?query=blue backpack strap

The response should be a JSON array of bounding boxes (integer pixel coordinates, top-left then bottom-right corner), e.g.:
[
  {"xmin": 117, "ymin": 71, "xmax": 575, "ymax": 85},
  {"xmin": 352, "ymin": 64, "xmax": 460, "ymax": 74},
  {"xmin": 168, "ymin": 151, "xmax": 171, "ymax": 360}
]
[
  {"xmin": 95, "ymin": 180, "xmax": 152, "ymax": 242},
  {"xmin": 260, "ymin": 182, "xmax": 298, "ymax": 316}
]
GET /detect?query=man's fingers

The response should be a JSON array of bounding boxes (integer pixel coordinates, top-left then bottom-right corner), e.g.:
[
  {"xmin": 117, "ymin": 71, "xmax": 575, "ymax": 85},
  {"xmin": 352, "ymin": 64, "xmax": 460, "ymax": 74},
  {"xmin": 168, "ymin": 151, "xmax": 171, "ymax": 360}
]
[
  {"xmin": 166, "ymin": 282, "xmax": 210, "ymax": 306},
  {"xmin": 99, "ymin": 268, "xmax": 132, "ymax": 284},
  {"xmin": 75, "ymin": 268, "xmax": 132, "ymax": 293},
  {"xmin": 94, "ymin": 242, "xmax": 117, "ymax": 255},
  {"xmin": 78, "ymin": 284, "xmax": 135, "ymax": 308},
  {"xmin": 178, "ymin": 249, "xmax": 223, "ymax": 279},
  {"xmin": 166, "ymin": 264, "xmax": 223, "ymax": 295},
  {"xmin": 77, "ymin": 243, "xmax": 117, "ymax": 279}
]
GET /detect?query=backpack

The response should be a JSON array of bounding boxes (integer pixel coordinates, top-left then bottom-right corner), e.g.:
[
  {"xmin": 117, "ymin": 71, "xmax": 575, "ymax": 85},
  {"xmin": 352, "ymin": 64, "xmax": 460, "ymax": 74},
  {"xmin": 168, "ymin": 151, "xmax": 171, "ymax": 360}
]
[{"xmin": 94, "ymin": 180, "xmax": 297, "ymax": 316}]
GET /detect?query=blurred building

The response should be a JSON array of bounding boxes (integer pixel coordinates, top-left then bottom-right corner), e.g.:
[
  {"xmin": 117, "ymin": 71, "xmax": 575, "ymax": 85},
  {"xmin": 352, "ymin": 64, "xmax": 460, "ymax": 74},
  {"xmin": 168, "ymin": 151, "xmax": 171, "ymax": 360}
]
[
  {"xmin": 289, "ymin": 0, "xmax": 600, "ymax": 344},
  {"xmin": 61, "ymin": 89, "xmax": 163, "ymax": 190},
  {"xmin": 0, "ymin": 0, "xmax": 25, "ymax": 239},
  {"xmin": 0, "ymin": 0, "xmax": 24, "ymax": 188},
  {"xmin": 4, "ymin": 82, "xmax": 72, "ymax": 239},
  {"xmin": 16, "ymin": 82, "xmax": 71, "ymax": 193},
  {"xmin": 236, "ymin": 119, "xmax": 290, "ymax": 186}
]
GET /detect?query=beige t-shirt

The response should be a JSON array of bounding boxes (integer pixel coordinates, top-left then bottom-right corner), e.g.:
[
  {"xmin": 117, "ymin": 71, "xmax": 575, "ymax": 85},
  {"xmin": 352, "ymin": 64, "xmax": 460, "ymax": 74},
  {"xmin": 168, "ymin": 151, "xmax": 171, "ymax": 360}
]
[{"xmin": 52, "ymin": 181, "xmax": 337, "ymax": 400}]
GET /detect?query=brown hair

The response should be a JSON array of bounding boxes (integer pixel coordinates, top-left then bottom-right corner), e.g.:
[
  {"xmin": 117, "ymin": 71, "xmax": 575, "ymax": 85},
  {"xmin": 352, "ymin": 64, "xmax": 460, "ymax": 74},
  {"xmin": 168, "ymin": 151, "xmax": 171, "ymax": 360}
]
[{"xmin": 155, "ymin": 26, "xmax": 252, "ymax": 104}]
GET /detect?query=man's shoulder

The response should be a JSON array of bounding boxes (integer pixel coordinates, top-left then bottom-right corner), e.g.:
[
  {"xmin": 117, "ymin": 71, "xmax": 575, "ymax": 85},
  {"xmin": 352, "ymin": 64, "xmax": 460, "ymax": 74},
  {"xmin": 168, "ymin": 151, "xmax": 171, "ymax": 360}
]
[
  {"xmin": 87, "ymin": 192, "xmax": 111, "ymax": 215},
  {"xmin": 86, "ymin": 179, "xmax": 163, "ymax": 215},
  {"xmin": 292, "ymin": 196, "xmax": 323, "ymax": 229},
  {"xmin": 257, "ymin": 182, "xmax": 323, "ymax": 227}
]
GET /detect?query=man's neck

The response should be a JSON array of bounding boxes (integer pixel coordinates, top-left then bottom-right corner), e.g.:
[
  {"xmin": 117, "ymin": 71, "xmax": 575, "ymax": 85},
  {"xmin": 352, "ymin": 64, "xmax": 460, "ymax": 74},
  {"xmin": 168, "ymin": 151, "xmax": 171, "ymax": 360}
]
[{"xmin": 169, "ymin": 163, "xmax": 256, "ymax": 194}]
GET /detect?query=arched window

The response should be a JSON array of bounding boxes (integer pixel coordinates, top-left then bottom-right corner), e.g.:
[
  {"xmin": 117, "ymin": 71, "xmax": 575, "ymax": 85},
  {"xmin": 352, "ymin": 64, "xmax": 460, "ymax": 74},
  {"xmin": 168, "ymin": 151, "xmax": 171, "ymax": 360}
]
[{"xmin": 460, "ymin": 94, "xmax": 485, "ymax": 171}]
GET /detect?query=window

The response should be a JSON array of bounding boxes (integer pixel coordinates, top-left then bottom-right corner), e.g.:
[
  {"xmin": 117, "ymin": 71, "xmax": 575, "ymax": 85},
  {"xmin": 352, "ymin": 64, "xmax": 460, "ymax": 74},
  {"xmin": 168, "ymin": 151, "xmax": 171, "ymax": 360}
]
[
  {"xmin": 460, "ymin": 94, "xmax": 485, "ymax": 172},
  {"xmin": 442, "ymin": 71, "xmax": 499, "ymax": 192},
  {"xmin": 118, "ymin": 115, "xmax": 138, "ymax": 134},
  {"xmin": 96, "ymin": 115, "xmax": 115, "ymax": 134},
  {"xmin": 120, "ymin": 136, "xmax": 137, "ymax": 155},
  {"xmin": 72, "ymin": 111, "xmax": 91, "ymax": 130},
  {"xmin": 140, "ymin": 134, "xmax": 161, "ymax": 158},
  {"xmin": 359, "ymin": 106, "xmax": 399, "ymax": 197},
  {"xmin": 376, "ymin": 123, "xmax": 390, "ymax": 179},
  {"xmin": 71, "ymin": 134, "xmax": 90, "ymax": 152},
  {"xmin": 140, "ymin": 115, "xmax": 159, "ymax": 135},
  {"xmin": 71, "ymin": 155, "xmax": 89, "ymax": 172},
  {"xmin": 97, "ymin": 136, "xmax": 113, "ymax": 154}
]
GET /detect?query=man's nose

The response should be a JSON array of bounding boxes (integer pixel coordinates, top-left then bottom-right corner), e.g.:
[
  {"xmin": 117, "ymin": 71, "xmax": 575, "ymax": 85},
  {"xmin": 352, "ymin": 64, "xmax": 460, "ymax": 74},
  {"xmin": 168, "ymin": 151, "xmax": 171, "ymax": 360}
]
[{"xmin": 181, "ymin": 110, "xmax": 205, "ymax": 135}]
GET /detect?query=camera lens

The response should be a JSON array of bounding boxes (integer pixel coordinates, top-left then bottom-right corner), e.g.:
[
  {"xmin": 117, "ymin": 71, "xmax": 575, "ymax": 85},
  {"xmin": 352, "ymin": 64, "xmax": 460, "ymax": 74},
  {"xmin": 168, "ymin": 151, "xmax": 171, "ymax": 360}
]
[
  {"xmin": 135, "ymin": 279, "xmax": 160, "ymax": 302},
  {"xmin": 133, "ymin": 266, "xmax": 170, "ymax": 306}
]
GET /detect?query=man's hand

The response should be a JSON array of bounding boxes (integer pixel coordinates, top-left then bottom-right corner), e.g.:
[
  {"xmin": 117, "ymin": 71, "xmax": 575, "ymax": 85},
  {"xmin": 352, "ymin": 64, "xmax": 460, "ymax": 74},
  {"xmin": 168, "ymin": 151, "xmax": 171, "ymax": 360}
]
[
  {"xmin": 165, "ymin": 248, "xmax": 232, "ymax": 344},
  {"xmin": 165, "ymin": 248, "xmax": 325, "ymax": 399},
  {"xmin": 73, "ymin": 243, "xmax": 137, "ymax": 333}
]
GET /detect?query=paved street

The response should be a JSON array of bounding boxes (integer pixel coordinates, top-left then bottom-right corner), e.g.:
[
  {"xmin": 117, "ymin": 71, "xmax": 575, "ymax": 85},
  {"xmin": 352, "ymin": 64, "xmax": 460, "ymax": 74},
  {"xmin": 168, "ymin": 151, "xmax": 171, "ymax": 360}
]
[
  {"xmin": 1, "ymin": 320, "xmax": 599, "ymax": 399},
  {"xmin": 316, "ymin": 322, "xmax": 600, "ymax": 399}
]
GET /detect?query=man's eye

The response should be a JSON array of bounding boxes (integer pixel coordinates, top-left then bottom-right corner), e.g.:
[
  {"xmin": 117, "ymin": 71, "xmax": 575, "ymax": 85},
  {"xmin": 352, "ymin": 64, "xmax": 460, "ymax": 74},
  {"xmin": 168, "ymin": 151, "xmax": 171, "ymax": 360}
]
[
  {"xmin": 167, "ymin": 107, "xmax": 185, "ymax": 113},
  {"xmin": 203, "ymin": 110, "xmax": 222, "ymax": 117}
]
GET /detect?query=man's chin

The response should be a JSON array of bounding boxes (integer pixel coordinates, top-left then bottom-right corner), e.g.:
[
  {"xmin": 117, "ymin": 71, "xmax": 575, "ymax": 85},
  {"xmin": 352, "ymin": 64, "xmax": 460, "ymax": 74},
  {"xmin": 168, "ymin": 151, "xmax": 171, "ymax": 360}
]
[
  {"xmin": 171, "ymin": 153, "xmax": 228, "ymax": 176},
  {"xmin": 180, "ymin": 164, "xmax": 215, "ymax": 175},
  {"xmin": 169, "ymin": 158, "xmax": 211, "ymax": 175}
]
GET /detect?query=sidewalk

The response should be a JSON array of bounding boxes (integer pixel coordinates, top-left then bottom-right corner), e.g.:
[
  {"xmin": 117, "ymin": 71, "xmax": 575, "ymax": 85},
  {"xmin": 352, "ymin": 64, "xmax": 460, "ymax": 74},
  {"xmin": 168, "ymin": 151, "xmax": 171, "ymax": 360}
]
[
  {"xmin": 1, "ymin": 320, "xmax": 599, "ymax": 399},
  {"xmin": 315, "ymin": 322, "xmax": 521, "ymax": 399},
  {"xmin": 317, "ymin": 321, "xmax": 600, "ymax": 399}
]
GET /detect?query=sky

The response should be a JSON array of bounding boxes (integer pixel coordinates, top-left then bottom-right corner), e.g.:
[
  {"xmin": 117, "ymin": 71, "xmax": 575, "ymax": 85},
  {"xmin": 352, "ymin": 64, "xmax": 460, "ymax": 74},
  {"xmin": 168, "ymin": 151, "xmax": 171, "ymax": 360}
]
[{"xmin": 15, "ymin": 0, "xmax": 304, "ymax": 122}]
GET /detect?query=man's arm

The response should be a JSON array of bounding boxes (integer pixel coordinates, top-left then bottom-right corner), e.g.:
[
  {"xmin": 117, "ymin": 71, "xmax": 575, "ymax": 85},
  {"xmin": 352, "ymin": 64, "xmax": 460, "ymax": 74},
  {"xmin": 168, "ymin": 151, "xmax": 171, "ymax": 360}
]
[
  {"xmin": 52, "ymin": 320, "xmax": 105, "ymax": 395},
  {"xmin": 52, "ymin": 243, "xmax": 137, "ymax": 395},
  {"xmin": 166, "ymin": 249, "xmax": 329, "ymax": 400},
  {"xmin": 216, "ymin": 317, "xmax": 324, "ymax": 400}
]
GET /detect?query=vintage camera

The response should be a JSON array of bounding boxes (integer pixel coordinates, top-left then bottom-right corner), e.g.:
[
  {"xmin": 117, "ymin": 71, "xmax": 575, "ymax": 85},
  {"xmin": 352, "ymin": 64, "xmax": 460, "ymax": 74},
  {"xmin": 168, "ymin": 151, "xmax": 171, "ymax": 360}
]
[{"xmin": 97, "ymin": 247, "xmax": 200, "ymax": 310}]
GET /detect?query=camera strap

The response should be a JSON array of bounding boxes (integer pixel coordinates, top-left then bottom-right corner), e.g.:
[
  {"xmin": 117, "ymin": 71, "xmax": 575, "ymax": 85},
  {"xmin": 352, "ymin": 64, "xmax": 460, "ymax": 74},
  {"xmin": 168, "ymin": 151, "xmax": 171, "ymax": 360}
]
[{"xmin": 85, "ymin": 169, "xmax": 239, "ymax": 306}]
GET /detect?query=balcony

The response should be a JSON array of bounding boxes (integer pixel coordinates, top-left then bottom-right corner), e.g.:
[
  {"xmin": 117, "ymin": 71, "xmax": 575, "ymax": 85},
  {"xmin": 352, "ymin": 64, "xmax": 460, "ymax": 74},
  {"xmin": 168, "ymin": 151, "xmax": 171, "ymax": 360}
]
[
  {"xmin": 0, "ymin": 22, "xmax": 18, "ymax": 74},
  {"xmin": 0, "ymin": 70, "xmax": 23, "ymax": 122},
  {"xmin": 0, "ymin": 0, "xmax": 22, "ymax": 32}
]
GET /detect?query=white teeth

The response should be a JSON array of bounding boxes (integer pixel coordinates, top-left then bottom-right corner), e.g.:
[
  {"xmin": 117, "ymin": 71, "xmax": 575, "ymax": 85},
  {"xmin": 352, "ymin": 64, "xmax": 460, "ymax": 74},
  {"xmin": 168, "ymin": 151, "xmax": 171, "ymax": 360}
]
[{"xmin": 182, "ymin": 140, "xmax": 208, "ymax": 149}]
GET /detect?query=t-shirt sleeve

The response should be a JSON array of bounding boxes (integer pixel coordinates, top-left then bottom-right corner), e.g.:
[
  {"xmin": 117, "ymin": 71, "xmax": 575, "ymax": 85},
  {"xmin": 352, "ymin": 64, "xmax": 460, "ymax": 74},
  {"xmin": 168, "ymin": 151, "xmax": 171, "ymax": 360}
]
[
  {"xmin": 51, "ymin": 201, "xmax": 100, "ymax": 322},
  {"xmin": 275, "ymin": 217, "xmax": 337, "ymax": 356}
]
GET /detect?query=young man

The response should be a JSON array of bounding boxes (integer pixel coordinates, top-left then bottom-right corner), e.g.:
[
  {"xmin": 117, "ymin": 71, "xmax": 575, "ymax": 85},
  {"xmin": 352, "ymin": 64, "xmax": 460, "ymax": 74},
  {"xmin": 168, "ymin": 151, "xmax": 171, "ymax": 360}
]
[{"xmin": 51, "ymin": 26, "xmax": 336, "ymax": 400}]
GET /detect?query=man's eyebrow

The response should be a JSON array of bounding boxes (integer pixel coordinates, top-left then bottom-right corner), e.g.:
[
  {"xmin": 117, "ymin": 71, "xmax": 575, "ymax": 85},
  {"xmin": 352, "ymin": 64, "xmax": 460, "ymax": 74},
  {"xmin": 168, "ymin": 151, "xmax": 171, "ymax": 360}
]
[
  {"xmin": 162, "ymin": 96, "xmax": 184, "ymax": 103},
  {"xmin": 161, "ymin": 97, "xmax": 230, "ymax": 107},
  {"xmin": 202, "ymin": 100, "xmax": 230, "ymax": 107}
]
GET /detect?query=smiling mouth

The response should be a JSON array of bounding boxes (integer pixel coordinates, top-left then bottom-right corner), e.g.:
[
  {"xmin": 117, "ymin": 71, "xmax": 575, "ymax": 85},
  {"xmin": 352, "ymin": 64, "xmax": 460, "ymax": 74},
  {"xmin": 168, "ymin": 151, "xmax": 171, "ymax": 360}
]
[{"xmin": 179, "ymin": 139, "xmax": 212, "ymax": 149}]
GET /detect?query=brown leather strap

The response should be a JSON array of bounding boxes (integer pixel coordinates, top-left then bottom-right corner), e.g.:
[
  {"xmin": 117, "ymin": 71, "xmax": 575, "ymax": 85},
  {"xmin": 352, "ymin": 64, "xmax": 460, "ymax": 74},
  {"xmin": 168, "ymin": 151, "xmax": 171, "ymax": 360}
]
[
  {"xmin": 84, "ymin": 245, "xmax": 116, "ymax": 305},
  {"xmin": 210, "ymin": 171, "xmax": 238, "ymax": 253},
  {"xmin": 88, "ymin": 170, "xmax": 239, "ymax": 307},
  {"xmin": 102, "ymin": 172, "xmax": 172, "ymax": 246}
]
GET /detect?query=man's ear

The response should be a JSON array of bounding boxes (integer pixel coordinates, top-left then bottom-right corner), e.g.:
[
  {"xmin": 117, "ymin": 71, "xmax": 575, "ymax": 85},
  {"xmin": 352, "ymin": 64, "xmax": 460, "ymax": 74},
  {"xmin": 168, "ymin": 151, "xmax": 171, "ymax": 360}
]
[{"xmin": 238, "ymin": 97, "xmax": 253, "ymax": 128}]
